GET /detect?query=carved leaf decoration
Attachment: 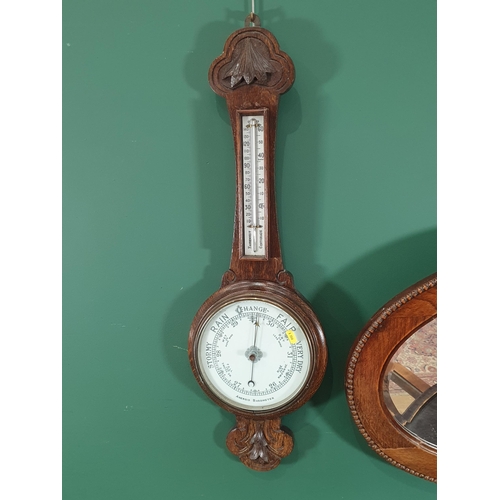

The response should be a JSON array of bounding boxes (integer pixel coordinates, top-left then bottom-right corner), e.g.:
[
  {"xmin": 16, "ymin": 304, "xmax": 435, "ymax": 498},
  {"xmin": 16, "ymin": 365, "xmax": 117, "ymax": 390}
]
[
  {"xmin": 222, "ymin": 38, "xmax": 275, "ymax": 87},
  {"xmin": 226, "ymin": 417, "xmax": 293, "ymax": 471},
  {"xmin": 248, "ymin": 428, "xmax": 269, "ymax": 462}
]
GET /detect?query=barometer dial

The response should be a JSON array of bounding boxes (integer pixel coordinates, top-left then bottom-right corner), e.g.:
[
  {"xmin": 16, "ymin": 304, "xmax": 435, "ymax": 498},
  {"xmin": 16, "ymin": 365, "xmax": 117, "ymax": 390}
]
[{"xmin": 197, "ymin": 299, "xmax": 311, "ymax": 412}]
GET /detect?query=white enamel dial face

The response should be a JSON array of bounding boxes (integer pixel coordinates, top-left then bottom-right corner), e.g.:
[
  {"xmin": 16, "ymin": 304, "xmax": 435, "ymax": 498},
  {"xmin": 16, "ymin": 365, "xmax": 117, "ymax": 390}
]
[
  {"xmin": 242, "ymin": 115, "xmax": 266, "ymax": 257},
  {"xmin": 197, "ymin": 298, "xmax": 311, "ymax": 411}
]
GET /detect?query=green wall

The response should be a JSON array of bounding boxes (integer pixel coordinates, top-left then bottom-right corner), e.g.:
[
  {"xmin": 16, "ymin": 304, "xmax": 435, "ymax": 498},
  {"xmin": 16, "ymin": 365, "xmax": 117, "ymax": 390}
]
[{"xmin": 63, "ymin": 1, "xmax": 436, "ymax": 498}]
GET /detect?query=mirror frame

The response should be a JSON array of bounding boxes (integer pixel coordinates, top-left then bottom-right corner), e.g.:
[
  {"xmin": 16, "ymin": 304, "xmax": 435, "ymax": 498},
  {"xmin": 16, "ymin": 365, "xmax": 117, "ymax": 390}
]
[{"xmin": 345, "ymin": 274, "xmax": 437, "ymax": 482}]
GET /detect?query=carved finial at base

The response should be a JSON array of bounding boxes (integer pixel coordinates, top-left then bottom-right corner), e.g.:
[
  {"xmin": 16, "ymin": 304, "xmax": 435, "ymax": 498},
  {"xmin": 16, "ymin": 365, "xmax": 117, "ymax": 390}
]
[{"xmin": 226, "ymin": 416, "xmax": 293, "ymax": 471}]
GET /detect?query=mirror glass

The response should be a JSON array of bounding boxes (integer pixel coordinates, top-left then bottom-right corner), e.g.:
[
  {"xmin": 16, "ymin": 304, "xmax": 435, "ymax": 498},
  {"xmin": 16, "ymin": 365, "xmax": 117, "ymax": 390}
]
[{"xmin": 383, "ymin": 318, "xmax": 437, "ymax": 448}]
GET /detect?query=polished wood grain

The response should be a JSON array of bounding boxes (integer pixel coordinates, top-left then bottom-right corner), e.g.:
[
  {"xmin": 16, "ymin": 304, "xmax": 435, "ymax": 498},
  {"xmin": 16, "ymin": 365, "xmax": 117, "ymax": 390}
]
[
  {"xmin": 188, "ymin": 15, "xmax": 327, "ymax": 471},
  {"xmin": 345, "ymin": 274, "xmax": 437, "ymax": 482},
  {"xmin": 226, "ymin": 416, "xmax": 294, "ymax": 472},
  {"xmin": 208, "ymin": 15, "xmax": 294, "ymax": 284}
]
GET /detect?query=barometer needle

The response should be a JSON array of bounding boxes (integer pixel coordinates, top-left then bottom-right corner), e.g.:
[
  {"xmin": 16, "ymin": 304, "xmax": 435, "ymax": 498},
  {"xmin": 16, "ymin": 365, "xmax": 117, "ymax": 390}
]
[
  {"xmin": 248, "ymin": 314, "xmax": 259, "ymax": 387},
  {"xmin": 252, "ymin": 314, "xmax": 259, "ymax": 347}
]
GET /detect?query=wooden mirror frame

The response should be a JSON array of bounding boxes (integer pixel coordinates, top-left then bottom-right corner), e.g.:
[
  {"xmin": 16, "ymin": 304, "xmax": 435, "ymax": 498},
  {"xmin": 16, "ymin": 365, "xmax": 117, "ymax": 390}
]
[{"xmin": 345, "ymin": 274, "xmax": 437, "ymax": 482}]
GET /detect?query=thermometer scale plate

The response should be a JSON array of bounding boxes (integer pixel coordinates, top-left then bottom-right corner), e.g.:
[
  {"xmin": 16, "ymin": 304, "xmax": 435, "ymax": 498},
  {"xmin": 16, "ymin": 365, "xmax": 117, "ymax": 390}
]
[{"xmin": 241, "ymin": 112, "xmax": 266, "ymax": 257}]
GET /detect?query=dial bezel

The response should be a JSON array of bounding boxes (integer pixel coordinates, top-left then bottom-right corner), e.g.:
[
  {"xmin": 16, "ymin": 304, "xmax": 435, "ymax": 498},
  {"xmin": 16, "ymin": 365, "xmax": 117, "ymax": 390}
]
[{"xmin": 188, "ymin": 280, "xmax": 327, "ymax": 419}]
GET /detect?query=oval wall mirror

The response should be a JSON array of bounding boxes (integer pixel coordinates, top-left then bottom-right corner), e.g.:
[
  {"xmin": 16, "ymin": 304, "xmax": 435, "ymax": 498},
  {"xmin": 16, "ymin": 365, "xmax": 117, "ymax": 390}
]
[{"xmin": 345, "ymin": 274, "xmax": 437, "ymax": 482}]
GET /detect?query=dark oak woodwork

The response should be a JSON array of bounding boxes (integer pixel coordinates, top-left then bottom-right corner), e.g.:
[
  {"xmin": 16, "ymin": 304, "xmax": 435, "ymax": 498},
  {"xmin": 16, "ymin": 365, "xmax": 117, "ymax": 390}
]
[
  {"xmin": 188, "ymin": 15, "xmax": 327, "ymax": 472},
  {"xmin": 345, "ymin": 274, "xmax": 437, "ymax": 482},
  {"xmin": 188, "ymin": 281, "xmax": 328, "ymax": 419},
  {"xmin": 226, "ymin": 416, "xmax": 293, "ymax": 471},
  {"xmin": 208, "ymin": 14, "xmax": 294, "ymax": 284}
]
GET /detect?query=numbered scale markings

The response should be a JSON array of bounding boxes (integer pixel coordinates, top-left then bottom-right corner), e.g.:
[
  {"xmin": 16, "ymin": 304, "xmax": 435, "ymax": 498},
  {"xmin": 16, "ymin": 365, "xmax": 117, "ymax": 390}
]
[
  {"xmin": 198, "ymin": 299, "xmax": 311, "ymax": 411},
  {"xmin": 242, "ymin": 115, "xmax": 266, "ymax": 257}
]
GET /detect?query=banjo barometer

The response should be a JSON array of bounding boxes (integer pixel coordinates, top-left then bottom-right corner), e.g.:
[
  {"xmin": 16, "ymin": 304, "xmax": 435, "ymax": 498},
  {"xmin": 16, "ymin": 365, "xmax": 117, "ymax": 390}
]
[{"xmin": 188, "ymin": 9, "xmax": 328, "ymax": 472}]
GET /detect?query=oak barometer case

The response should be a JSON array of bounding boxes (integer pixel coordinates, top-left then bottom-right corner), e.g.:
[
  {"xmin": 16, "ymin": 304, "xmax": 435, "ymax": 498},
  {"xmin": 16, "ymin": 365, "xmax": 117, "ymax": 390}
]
[{"xmin": 188, "ymin": 13, "xmax": 327, "ymax": 472}]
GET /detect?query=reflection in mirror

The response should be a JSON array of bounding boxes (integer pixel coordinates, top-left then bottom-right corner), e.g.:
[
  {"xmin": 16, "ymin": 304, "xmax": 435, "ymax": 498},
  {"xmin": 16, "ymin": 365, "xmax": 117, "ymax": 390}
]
[{"xmin": 383, "ymin": 318, "xmax": 437, "ymax": 448}]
